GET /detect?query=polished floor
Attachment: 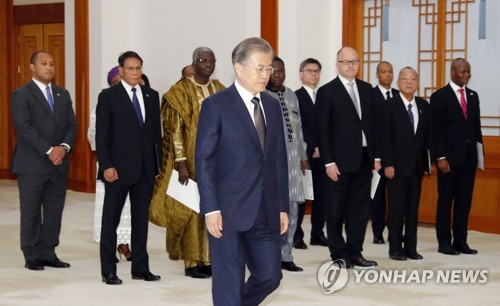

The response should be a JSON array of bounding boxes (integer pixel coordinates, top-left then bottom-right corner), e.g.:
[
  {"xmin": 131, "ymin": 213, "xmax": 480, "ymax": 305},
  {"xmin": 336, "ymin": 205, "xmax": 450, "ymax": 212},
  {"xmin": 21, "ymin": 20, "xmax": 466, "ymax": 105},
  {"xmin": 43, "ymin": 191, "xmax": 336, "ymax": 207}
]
[{"xmin": 0, "ymin": 179, "xmax": 499, "ymax": 306}]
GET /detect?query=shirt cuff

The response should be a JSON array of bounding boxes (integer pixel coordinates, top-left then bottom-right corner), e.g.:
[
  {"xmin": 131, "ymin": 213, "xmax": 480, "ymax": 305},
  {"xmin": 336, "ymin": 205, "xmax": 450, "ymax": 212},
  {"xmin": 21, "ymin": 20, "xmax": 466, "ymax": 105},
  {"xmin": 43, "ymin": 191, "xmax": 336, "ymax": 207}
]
[
  {"xmin": 61, "ymin": 143, "xmax": 71, "ymax": 153},
  {"xmin": 205, "ymin": 210, "xmax": 221, "ymax": 217},
  {"xmin": 438, "ymin": 157, "xmax": 446, "ymax": 160},
  {"xmin": 175, "ymin": 157, "xmax": 187, "ymax": 162},
  {"xmin": 325, "ymin": 162, "xmax": 336, "ymax": 167}
]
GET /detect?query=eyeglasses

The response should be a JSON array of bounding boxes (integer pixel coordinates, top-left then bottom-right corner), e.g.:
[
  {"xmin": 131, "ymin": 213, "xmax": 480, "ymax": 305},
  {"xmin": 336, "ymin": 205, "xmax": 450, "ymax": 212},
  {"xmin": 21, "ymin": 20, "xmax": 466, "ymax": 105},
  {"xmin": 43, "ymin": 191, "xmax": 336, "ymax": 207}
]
[
  {"xmin": 196, "ymin": 58, "xmax": 217, "ymax": 64},
  {"xmin": 399, "ymin": 75, "xmax": 418, "ymax": 82},
  {"xmin": 124, "ymin": 66, "xmax": 142, "ymax": 72},
  {"xmin": 242, "ymin": 64, "xmax": 275, "ymax": 75},
  {"xmin": 301, "ymin": 69, "xmax": 321, "ymax": 74},
  {"xmin": 337, "ymin": 60, "xmax": 360, "ymax": 66}
]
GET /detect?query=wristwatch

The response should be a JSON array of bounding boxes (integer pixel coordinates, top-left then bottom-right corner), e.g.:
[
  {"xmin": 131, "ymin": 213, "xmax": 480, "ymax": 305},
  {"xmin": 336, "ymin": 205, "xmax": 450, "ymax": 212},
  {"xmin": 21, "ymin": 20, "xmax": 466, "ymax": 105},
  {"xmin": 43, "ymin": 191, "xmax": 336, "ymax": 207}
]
[{"xmin": 61, "ymin": 144, "xmax": 71, "ymax": 154}]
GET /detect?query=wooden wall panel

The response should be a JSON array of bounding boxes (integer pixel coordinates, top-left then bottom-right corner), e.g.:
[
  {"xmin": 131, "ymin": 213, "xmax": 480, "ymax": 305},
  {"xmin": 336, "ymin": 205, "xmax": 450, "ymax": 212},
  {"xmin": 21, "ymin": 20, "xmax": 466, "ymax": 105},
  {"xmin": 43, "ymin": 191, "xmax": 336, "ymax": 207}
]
[
  {"xmin": 261, "ymin": 0, "xmax": 278, "ymax": 54},
  {"xmin": 13, "ymin": 3, "xmax": 64, "ymax": 24}
]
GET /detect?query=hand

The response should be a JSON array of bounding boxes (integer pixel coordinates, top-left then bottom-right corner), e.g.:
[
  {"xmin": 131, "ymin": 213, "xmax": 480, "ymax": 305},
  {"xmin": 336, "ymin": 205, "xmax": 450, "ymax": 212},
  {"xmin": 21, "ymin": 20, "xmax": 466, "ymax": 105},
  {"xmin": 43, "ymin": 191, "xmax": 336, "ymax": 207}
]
[
  {"xmin": 205, "ymin": 212, "xmax": 223, "ymax": 238},
  {"xmin": 177, "ymin": 160, "xmax": 189, "ymax": 185},
  {"xmin": 437, "ymin": 159, "xmax": 450, "ymax": 174},
  {"xmin": 300, "ymin": 160, "xmax": 310, "ymax": 175},
  {"xmin": 385, "ymin": 166, "xmax": 395, "ymax": 179},
  {"xmin": 312, "ymin": 147, "xmax": 320, "ymax": 159},
  {"xmin": 374, "ymin": 160, "xmax": 382, "ymax": 172},
  {"xmin": 103, "ymin": 167, "xmax": 119, "ymax": 183},
  {"xmin": 280, "ymin": 212, "xmax": 289, "ymax": 235},
  {"xmin": 326, "ymin": 163, "xmax": 340, "ymax": 182},
  {"xmin": 48, "ymin": 146, "xmax": 66, "ymax": 165}
]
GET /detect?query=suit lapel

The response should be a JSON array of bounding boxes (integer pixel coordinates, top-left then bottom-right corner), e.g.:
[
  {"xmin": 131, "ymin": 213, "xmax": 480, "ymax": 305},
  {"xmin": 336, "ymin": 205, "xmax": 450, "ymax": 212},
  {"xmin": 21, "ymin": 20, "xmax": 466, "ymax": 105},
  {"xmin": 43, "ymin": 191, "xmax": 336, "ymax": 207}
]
[
  {"xmin": 395, "ymin": 95, "xmax": 415, "ymax": 135},
  {"xmin": 29, "ymin": 81, "xmax": 55, "ymax": 121},
  {"xmin": 333, "ymin": 77, "xmax": 360, "ymax": 119},
  {"xmin": 445, "ymin": 84, "xmax": 467, "ymax": 121},
  {"xmin": 415, "ymin": 99, "xmax": 425, "ymax": 136},
  {"xmin": 140, "ymin": 85, "xmax": 153, "ymax": 128},
  {"xmin": 228, "ymin": 85, "xmax": 262, "ymax": 150},
  {"xmin": 52, "ymin": 85, "xmax": 63, "ymax": 124},
  {"xmin": 116, "ymin": 83, "xmax": 143, "ymax": 129}
]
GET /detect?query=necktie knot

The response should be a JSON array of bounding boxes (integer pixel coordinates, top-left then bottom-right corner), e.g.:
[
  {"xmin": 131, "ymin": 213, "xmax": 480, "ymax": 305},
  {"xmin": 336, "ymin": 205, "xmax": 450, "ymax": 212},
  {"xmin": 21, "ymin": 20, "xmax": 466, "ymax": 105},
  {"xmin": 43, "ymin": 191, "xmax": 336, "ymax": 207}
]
[
  {"xmin": 458, "ymin": 88, "xmax": 468, "ymax": 120},
  {"xmin": 458, "ymin": 88, "xmax": 464, "ymax": 94},
  {"xmin": 386, "ymin": 90, "xmax": 391, "ymax": 99},
  {"xmin": 408, "ymin": 103, "xmax": 412, "ymax": 110},
  {"xmin": 251, "ymin": 96, "xmax": 260, "ymax": 105},
  {"xmin": 131, "ymin": 87, "xmax": 143, "ymax": 126}
]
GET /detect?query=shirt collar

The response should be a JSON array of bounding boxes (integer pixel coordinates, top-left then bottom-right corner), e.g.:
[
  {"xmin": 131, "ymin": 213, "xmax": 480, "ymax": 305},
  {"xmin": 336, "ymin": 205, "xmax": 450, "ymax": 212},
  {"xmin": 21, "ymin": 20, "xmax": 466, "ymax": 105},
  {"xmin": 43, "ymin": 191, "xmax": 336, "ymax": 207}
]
[
  {"xmin": 121, "ymin": 79, "xmax": 142, "ymax": 94},
  {"xmin": 449, "ymin": 80, "xmax": 466, "ymax": 93},
  {"xmin": 235, "ymin": 80, "xmax": 261, "ymax": 103},
  {"xmin": 377, "ymin": 84, "xmax": 392, "ymax": 98},
  {"xmin": 32, "ymin": 78, "xmax": 51, "ymax": 93},
  {"xmin": 338, "ymin": 74, "xmax": 354, "ymax": 86},
  {"xmin": 400, "ymin": 94, "xmax": 415, "ymax": 107}
]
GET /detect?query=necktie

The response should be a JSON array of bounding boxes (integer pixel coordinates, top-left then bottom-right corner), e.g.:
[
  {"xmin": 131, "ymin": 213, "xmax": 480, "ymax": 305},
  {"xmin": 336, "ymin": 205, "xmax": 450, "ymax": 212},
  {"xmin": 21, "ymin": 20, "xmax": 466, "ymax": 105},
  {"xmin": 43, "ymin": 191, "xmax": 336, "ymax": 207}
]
[
  {"xmin": 46, "ymin": 86, "xmax": 54, "ymax": 113},
  {"xmin": 313, "ymin": 90, "xmax": 317, "ymax": 103},
  {"xmin": 277, "ymin": 91, "xmax": 293, "ymax": 142},
  {"xmin": 131, "ymin": 88, "xmax": 143, "ymax": 127},
  {"xmin": 408, "ymin": 103, "xmax": 415, "ymax": 133},
  {"xmin": 347, "ymin": 82, "xmax": 360, "ymax": 117},
  {"xmin": 386, "ymin": 90, "xmax": 391, "ymax": 100},
  {"xmin": 458, "ymin": 88, "xmax": 468, "ymax": 120},
  {"xmin": 251, "ymin": 97, "xmax": 266, "ymax": 151}
]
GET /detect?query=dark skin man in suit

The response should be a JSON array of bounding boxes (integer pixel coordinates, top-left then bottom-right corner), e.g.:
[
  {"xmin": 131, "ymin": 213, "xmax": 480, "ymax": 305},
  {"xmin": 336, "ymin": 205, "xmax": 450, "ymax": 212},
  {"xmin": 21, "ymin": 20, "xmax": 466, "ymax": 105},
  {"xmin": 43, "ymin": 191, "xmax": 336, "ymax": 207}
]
[
  {"xmin": 430, "ymin": 58, "xmax": 483, "ymax": 256},
  {"xmin": 382, "ymin": 67, "xmax": 432, "ymax": 261},
  {"xmin": 11, "ymin": 51, "xmax": 78, "ymax": 271},
  {"xmin": 96, "ymin": 51, "xmax": 162, "ymax": 285},
  {"xmin": 316, "ymin": 47, "xmax": 381, "ymax": 268}
]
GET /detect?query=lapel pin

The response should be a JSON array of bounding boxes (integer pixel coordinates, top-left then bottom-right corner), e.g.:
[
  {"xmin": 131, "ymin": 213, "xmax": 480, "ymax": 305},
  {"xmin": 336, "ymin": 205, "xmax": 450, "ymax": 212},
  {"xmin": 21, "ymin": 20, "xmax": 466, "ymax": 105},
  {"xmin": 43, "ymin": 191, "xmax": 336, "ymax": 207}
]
[
  {"xmin": 146, "ymin": 94, "xmax": 149, "ymax": 97},
  {"xmin": 57, "ymin": 93, "xmax": 61, "ymax": 96},
  {"xmin": 470, "ymin": 92, "xmax": 473, "ymax": 96}
]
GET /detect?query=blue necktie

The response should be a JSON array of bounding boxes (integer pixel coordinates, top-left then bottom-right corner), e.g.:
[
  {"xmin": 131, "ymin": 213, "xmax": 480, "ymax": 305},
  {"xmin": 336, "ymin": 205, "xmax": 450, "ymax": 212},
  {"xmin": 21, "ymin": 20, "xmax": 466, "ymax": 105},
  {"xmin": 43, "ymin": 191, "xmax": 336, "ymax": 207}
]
[
  {"xmin": 131, "ymin": 88, "xmax": 143, "ymax": 127},
  {"xmin": 408, "ymin": 103, "xmax": 414, "ymax": 133},
  {"xmin": 46, "ymin": 86, "xmax": 54, "ymax": 113}
]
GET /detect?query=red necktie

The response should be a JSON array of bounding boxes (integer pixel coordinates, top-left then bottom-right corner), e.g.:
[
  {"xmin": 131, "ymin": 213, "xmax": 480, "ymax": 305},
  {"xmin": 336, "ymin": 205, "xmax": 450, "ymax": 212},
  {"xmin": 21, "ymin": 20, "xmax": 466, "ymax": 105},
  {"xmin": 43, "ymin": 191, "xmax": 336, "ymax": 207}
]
[{"xmin": 458, "ymin": 88, "xmax": 467, "ymax": 120}]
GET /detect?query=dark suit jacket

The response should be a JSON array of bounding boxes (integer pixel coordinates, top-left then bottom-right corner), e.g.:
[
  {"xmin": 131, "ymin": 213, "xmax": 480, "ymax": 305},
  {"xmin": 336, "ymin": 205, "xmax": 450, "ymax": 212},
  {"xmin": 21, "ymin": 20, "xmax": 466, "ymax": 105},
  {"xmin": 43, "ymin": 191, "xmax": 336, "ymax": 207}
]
[
  {"xmin": 430, "ymin": 84, "xmax": 483, "ymax": 167},
  {"xmin": 373, "ymin": 86, "xmax": 399, "ymax": 158},
  {"xmin": 381, "ymin": 95, "xmax": 432, "ymax": 177},
  {"xmin": 316, "ymin": 77, "xmax": 377, "ymax": 172},
  {"xmin": 195, "ymin": 84, "xmax": 289, "ymax": 232},
  {"xmin": 296, "ymin": 86, "xmax": 317, "ymax": 159},
  {"xmin": 96, "ymin": 82, "xmax": 162, "ymax": 185},
  {"xmin": 11, "ymin": 80, "xmax": 78, "ymax": 174},
  {"xmin": 373, "ymin": 86, "xmax": 399, "ymax": 105}
]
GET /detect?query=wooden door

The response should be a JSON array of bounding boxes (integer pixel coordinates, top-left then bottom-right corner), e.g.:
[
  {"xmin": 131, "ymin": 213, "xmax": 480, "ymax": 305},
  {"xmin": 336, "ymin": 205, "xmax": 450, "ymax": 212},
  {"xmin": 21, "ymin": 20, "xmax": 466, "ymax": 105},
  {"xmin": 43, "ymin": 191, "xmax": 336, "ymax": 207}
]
[{"xmin": 17, "ymin": 23, "xmax": 65, "ymax": 88}]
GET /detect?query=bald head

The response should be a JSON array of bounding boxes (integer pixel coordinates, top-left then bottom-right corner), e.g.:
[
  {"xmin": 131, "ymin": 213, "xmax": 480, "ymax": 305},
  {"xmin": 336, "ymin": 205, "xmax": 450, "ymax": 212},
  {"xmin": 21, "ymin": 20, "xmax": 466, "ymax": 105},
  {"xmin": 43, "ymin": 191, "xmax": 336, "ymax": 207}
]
[{"xmin": 450, "ymin": 58, "xmax": 471, "ymax": 87}]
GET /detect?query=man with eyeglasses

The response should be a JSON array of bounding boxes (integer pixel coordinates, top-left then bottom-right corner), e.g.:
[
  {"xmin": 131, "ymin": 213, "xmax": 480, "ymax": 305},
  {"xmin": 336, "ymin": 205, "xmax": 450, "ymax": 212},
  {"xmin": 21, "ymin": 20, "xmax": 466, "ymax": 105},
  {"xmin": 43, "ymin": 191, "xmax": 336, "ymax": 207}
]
[
  {"xmin": 96, "ymin": 51, "xmax": 162, "ymax": 284},
  {"xmin": 266, "ymin": 56, "xmax": 309, "ymax": 272},
  {"xmin": 316, "ymin": 47, "xmax": 381, "ymax": 268},
  {"xmin": 370, "ymin": 61, "xmax": 400, "ymax": 245},
  {"xmin": 149, "ymin": 46, "xmax": 225, "ymax": 279},
  {"xmin": 294, "ymin": 58, "xmax": 329, "ymax": 250},
  {"xmin": 382, "ymin": 67, "xmax": 431, "ymax": 261},
  {"xmin": 196, "ymin": 37, "xmax": 289, "ymax": 306}
]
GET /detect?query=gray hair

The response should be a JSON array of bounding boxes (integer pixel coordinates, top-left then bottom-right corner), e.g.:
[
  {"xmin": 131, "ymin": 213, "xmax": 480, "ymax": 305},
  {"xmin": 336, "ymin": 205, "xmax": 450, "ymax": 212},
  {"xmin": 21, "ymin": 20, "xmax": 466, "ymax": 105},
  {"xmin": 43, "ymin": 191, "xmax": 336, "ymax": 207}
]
[
  {"xmin": 231, "ymin": 37, "xmax": 274, "ymax": 65},
  {"xmin": 398, "ymin": 66, "xmax": 418, "ymax": 79},
  {"xmin": 192, "ymin": 47, "xmax": 214, "ymax": 62}
]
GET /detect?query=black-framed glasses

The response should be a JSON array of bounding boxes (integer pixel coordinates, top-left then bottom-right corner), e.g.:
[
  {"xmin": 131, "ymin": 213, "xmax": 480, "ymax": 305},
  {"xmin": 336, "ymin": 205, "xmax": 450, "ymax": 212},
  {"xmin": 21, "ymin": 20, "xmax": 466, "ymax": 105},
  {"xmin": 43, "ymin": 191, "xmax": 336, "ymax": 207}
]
[
  {"xmin": 301, "ymin": 69, "xmax": 321, "ymax": 74},
  {"xmin": 337, "ymin": 60, "xmax": 360, "ymax": 66}
]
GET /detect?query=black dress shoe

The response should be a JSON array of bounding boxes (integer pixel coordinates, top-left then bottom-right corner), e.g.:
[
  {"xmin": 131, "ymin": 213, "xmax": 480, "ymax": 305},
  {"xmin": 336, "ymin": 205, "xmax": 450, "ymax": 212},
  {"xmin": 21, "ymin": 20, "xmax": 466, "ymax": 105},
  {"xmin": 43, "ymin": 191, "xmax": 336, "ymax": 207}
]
[
  {"xmin": 102, "ymin": 273, "xmax": 122, "ymax": 285},
  {"xmin": 281, "ymin": 261, "xmax": 303, "ymax": 272},
  {"xmin": 293, "ymin": 239, "xmax": 308, "ymax": 249},
  {"xmin": 185, "ymin": 266, "xmax": 210, "ymax": 279},
  {"xmin": 350, "ymin": 256, "xmax": 377, "ymax": 267},
  {"xmin": 310, "ymin": 236, "xmax": 328, "ymax": 246},
  {"xmin": 438, "ymin": 245, "xmax": 460, "ymax": 255},
  {"xmin": 25, "ymin": 259, "xmax": 44, "ymax": 271},
  {"xmin": 373, "ymin": 234, "xmax": 385, "ymax": 244},
  {"xmin": 454, "ymin": 243, "xmax": 478, "ymax": 255},
  {"xmin": 41, "ymin": 258, "xmax": 70, "ymax": 268},
  {"xmin": 406, "ymin": 251, "xmax": 423, "ymax": 260},
  {"xmin": 389, "ymin": 252, "xmax": 407, "ymax": 261},
  {"xmin": 198, "ymin": 264, "xmax": 212, "ymax": 276},
  {"xmin": 132, "ymin": 271, "xmax": 161, "ymax": 281}
]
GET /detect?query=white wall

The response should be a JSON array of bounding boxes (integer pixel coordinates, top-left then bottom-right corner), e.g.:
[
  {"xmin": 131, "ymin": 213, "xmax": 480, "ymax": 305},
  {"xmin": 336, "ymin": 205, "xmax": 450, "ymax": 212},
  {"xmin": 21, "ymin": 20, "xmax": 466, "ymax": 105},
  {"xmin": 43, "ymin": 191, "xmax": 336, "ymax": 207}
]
[{"xmin": 278, "ymin": 0, "xmax": 343, "ymax": 91}]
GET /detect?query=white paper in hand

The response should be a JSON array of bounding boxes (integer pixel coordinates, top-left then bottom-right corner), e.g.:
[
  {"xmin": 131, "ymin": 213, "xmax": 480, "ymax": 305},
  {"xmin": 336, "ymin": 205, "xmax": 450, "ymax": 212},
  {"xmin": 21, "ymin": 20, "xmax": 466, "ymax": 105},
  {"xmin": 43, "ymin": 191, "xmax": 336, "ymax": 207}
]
[
  {"xmin": 370, "ymin": 170, "xmax": 381, "ymax": 200},
  {"xmin": 166, "ymin": 170, "xmax": 200, "ymax": 213},
  {"xmin": 302, "ymin": 169, "xmax": 314, "ymax": 200}
]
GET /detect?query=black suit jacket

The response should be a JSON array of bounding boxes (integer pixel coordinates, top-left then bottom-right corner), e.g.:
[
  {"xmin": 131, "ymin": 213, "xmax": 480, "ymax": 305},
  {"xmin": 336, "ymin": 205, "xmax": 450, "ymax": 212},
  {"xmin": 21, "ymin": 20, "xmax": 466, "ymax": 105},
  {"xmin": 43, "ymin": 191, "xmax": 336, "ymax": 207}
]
[
  {"xmin": 96, "ymin": 82, "xmax": 162, "ymax": 185},
  {"xmin": 296, "ymin": 86, "xmax": 317, "ymax": 159},
  {"xmin": 316, "ymin": 77, "xmax": 377, "ymax": 172},
  {"xmin": 382, "ymin": 95, "xmax": 432, "ymax": 177},
  {"xmin": 430, "ymin": 84, "xmax": 483, "ymax": 167},
  {"xmin": 11, "ymin": 80, "xmax": 78, "ymax": 174},
  {"xmin": 373, "ymin": 86, "xmax": 399, "ymax": 161}
]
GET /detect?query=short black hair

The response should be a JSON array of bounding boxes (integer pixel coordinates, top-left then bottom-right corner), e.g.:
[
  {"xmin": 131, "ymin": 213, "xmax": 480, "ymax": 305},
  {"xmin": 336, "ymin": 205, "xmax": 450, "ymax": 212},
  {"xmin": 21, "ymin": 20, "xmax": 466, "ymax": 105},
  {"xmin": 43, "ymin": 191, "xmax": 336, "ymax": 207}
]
[
  {"xmin": 30, "ymin": 51, "xmax": 48, "ymax": 64},
  {"xmin": 141, "ymin": 73, "xmax": 150, "ymax": 87},
  {"xmin": 118, "ymin": 51, "xmax": 143, "ymax": 67},
  {"xmin": 299, "ymin": 58, "xmax": 322, "ymax": 71},
  {"xmin": 273, "ymin": 56, "xmax": 285, "ymax": 67}
]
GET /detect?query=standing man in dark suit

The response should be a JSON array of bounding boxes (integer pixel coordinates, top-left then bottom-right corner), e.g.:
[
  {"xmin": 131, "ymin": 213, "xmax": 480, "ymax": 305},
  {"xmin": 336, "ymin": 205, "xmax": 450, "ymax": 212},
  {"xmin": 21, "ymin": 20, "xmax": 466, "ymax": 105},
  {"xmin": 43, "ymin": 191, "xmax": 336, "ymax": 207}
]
[
  {"xmin": 316, "ymin": 47, "xmax": 381, "ymax": 268},
  {"xmin": 295, "ymin": 58, "xmax": 328, "ymax": 249},
  {"xmin": 382, "ymin": 67, "xmax": 431, "ymax": 261},
  {"xmin": 196, "ymin": 37, "xmax": 289, "ymax": 306},
  {"xmin": 370, "ymin": 61, "xmax": 399, "ymax": 245},
  {"xmin": 430, "ymin": 58, "xmax": 483, "ymax": 256},
  {"xmin": 96, "ymin": 51, "xmax": 162, "ymax": 285},
  {"xmin": 11, "ymin": 51, "xmax": 78, "ymax": 271}
]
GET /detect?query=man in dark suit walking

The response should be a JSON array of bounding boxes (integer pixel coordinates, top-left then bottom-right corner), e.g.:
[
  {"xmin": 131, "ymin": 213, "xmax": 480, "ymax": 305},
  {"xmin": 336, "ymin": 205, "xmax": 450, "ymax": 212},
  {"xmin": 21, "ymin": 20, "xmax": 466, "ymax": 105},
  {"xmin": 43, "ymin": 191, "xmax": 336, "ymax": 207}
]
[
  {"xmin": 382, "ymin": 67, "xmax": 432, "ymax": 261},
  {"xmin": 11, "ymin": 51, "xmax": 78, "ymax": 271},
  {"xmin": 96, "ymin": 51, "xmax": 162, "ymax": 285},
  {"xmin": 430, "ymin": 58, "xmax": 483, "ymax": 256},
  {"xmin": 370, "ymin": 61, "xmax": 399, "ymax": 245},
  {"xmin": 316, "ymin": 47, "xmax": 380, "ymax": 268},
  {"xmin": 295, "ymin": 58, "xmax": 328, "ymax": 249},
  {"xmin": 196, "ymin": 37, "xmax": 289, "ymax": 306}
]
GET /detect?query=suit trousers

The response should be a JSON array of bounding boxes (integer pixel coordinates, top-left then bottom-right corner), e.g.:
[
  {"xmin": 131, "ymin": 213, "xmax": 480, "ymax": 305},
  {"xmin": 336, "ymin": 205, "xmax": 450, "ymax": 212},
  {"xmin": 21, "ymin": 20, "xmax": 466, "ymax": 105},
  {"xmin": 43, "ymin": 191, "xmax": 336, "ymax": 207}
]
[
  {"xmin": 436, "ymin": 152, "xmax": 476, "ymax": 246},
  {"xmin": 100, "ymin": 168, "xmax": 153, "ymax": 276},
  {"xmin": 209, "ymin": 200, "xmax": 282, "ymax": 306},
  {"xmin": 326, "ymin": 149, "xmax": 372, "ymax": 259},
  {"xmin": 387, "ymin": 173, "xmax": 422, "ymax": 253},
  {"xmin": 370, "ymin": 172, "xmax": 387, "ymax": 237},
  {"xmin": 18, "ymin": 172, "xmax": 67, "ymax": 261},
  {"xmin": 310, "ymin": 162, "xmax": 327, "ymax": 239},
  {"xmin": 293, "ymin": 203, "xmax": 305, "ymax": 243}
]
